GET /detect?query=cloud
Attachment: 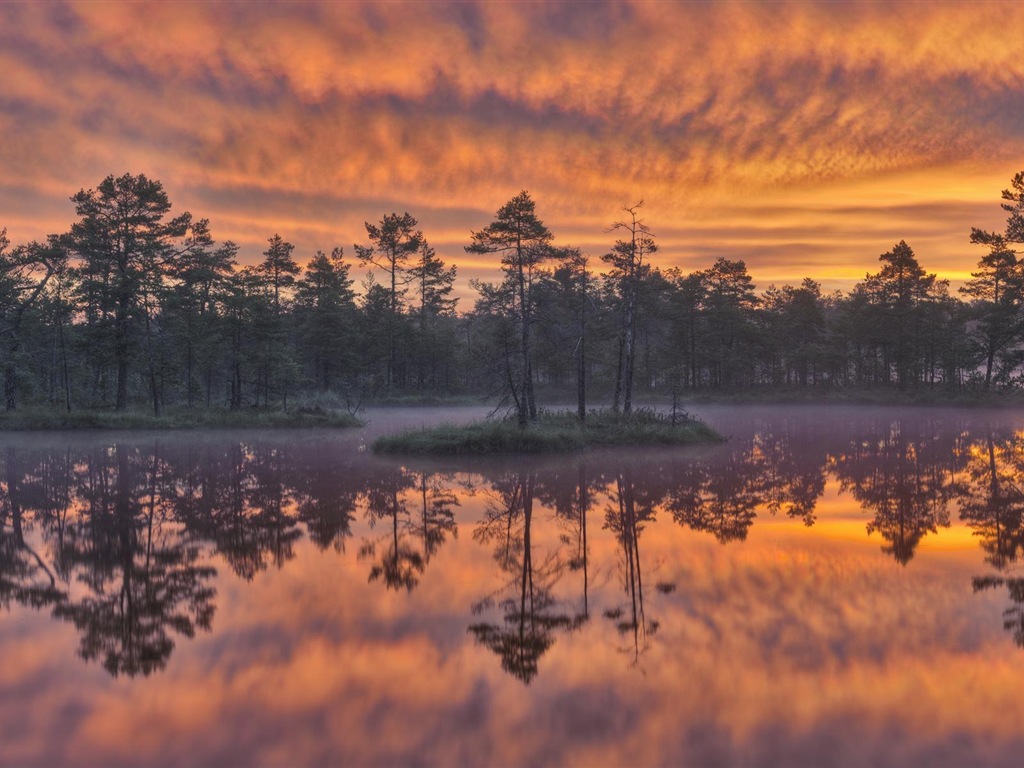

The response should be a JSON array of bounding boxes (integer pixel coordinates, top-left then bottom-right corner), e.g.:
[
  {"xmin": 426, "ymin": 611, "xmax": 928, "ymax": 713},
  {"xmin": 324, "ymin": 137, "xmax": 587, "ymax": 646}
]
[{"xmin": 2, "ymin": 0, "xmax": 1024, "ymax": 292}]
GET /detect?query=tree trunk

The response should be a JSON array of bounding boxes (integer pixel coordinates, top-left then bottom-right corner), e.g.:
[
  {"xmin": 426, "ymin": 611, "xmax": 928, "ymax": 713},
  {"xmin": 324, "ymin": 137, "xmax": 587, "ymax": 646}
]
[
  {"xmin": 526, "ymin": 357, "xmax": 537, "ymax": 419},
  {"xmin": 186, "ymin": 312, "xmax": 195, "ymax": 409},
  {"xmin": 612, "ymin": 335, "xmax": 624, "ymax": 412},
  {"xmin": 59, "ymin": 312, "xmax": 71, "ymax": 412},
  {"xmin": 388, "ymin": 258, "xmax": 398, "ymax": 391},
  {"xmin": 144, "ymin": 305, "xmax": 160, "ymax": 417},
  {"xmin": 3, "ymin": 356, "xmax": 16, "ymax": 412},
  {"xmin": 116, "ymin": 354, "xmax": 129, "ymax": 410},
  {"xmin": 621, "ymin": 295, "xmax": 636, "ymax": 414},
  {"xmin": 517, "ymin": 264, "xmax": 530, "ymax": 428},
  {"xmin": 577, "ymin": 330, "xmax": 586, "ymax": 422},
  {"xmin": 115, "ymin": 294, "xmax": 131, "ymax": 410},
  {"xmin": 985, "ymin": 342, "xmax": 995, "ymax": 391}
]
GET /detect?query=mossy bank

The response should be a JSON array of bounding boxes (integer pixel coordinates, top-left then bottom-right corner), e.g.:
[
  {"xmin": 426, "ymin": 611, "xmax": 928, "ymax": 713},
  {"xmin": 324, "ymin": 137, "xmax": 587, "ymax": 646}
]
[
  {"xmin": 0, "ymin": 406, "xmax": 363, "ymax": 431},
  {"xmin": 372, "ymin": 409, "xmax": 722, "ymax": 455}
]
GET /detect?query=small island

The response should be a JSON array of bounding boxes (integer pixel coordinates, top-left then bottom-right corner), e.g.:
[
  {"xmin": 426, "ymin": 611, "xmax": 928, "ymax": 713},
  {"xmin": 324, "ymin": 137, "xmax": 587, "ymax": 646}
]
[{"xmin": 372, "ymin": 409, "xmax": 722, "ymax": 455}]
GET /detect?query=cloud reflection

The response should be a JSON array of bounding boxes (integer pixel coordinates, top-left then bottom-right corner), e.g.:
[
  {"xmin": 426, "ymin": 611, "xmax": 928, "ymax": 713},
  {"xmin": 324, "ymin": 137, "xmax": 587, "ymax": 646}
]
[{"xmin": 5, "ymin": 409, "xmax": 1024, "ymax": 764}]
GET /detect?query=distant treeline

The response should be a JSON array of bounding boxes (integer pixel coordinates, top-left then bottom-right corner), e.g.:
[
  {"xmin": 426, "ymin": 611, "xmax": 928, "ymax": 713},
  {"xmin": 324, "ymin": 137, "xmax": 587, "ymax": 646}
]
[{"xmin": 3, "ymin": 171, "xmax": 1024, "ymax": 414}]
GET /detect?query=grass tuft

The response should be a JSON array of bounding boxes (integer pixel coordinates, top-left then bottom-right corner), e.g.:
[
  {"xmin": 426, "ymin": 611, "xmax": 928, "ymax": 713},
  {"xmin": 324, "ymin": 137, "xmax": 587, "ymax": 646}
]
[{"xmin": 372, "ymin": 408, "xmax": 722, "ymax": 455}]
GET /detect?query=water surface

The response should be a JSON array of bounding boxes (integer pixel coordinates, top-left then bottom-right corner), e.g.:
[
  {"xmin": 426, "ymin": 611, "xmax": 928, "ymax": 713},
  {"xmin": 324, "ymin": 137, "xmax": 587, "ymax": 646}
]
[{"xmin": 3, "ymin": 406, "xmax": 1024, "ymax": 766}]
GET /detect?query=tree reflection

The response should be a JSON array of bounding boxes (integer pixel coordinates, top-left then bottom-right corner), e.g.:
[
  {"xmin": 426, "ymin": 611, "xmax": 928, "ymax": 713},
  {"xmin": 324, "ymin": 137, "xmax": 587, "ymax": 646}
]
[
  {"xmin": 750, "ymin": 428, "xmax": 826, "ymax": 526},
  {"xmin": 973, "ymin": 576, "xmax": 1024, "ymax": 647},
  {"xmin": 603, "ymin": 468, "xmax": 663, "ymax": 663},
  {"xmin": 537, "ymin": 462, "xmax": 594, "ymax": 624},
  {"xmin": 360, "ymin": 467, "xmax": 459, "ymax": 592},
  {"xmin": 961, "ymin": 431, "xmax": 1024, "ymax": 647},
  {"xmin": 668, "ymin": 454, "xmax": 761, "ymax": 543},
  {"xmin": 0, "ymin": 447, "xmax": 66, "ymax": 611},
  {"xmin": 291, "ymin": 448, "xmax": 360, "ymax": 553},
  {"xmin": 159, "ymin": 442, "xmax": 304, "ymax": 580},
  {"xmin": 244, "ymin": 444, "xmax": 303, "ymax": 573},
  {"xmin": 469, "ymin": 470, "xmax": 576, "ymax": 684},
  {"xmin": 957, "ymin": 433, "xmax": 1024, "ymax": 569},
  {"xmin": 831, "ymin": 421, "xmax": 956, "ymax": 564},
  {"xmin": 569, "ymin": 464, "xmax": 593, "ymax": 622},
  {"xmin": 0, "ymin": 437, "xmax": 387, "ymax": 677},
  {"xmin": 53, "ymin": 444, "xmax": 216, "ymax": 677},
  {"xmin": 360, "ymin": 468, "xmax": 424, "ymax": 591},
  {"xmin": 415, "ymin": 472, "xmax": 458, "ymax": 564},
  {"xmin": 10, "ymin": 412, "xmax": 1024, "ymax": 682}
]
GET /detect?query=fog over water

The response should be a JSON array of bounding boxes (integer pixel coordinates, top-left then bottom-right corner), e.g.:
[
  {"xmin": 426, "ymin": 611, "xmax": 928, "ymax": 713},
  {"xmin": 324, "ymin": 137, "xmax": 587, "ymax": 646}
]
[{"xmin": 3, "ymin": 405, "xmax": 1024, "ymax": 767}]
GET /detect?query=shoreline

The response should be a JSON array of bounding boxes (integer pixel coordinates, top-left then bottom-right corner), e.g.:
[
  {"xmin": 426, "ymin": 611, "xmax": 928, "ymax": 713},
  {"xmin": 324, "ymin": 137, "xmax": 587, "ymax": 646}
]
[{"xmin": 0, "ymin": 407, "xmax": 363, "ymax": 432}]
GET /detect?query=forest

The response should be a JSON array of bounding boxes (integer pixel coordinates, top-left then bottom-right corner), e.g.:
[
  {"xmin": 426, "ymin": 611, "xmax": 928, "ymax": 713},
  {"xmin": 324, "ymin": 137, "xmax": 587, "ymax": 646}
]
[{"xmin": 3, "ymin": 171, "xmax": 1024, "ymax": 417}]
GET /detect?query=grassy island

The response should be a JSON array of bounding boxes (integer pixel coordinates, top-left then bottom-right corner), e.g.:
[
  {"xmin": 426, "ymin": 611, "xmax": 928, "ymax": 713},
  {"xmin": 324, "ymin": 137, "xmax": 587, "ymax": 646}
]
[
  {"xmin": 0, "ymin": 406, "xmax": 363, "ymax": 431},
  {"xmin": 372, "ymin": 409, "xmax": 722, "ymax": 455}
]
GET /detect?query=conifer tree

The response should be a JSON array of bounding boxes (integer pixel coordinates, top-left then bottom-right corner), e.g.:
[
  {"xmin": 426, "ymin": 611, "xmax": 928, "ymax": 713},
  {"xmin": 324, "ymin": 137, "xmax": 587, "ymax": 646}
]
[
  {"xmin": 604, "ymin": 203, "xmax": 657, "ymax": 413},
  {"xmin": 66, "ymin": 174, "xmax": 198, "ymax": 412},
  {"xmin": 294, "ymin": 248, "xmax": 356, "ymax": 391},
  {"xmin": 467, "ymin": 192, "xmax": 553, "ymax": 426},
  {"xmin": 408, "ymin": 242, "xmax": 457, "ymax": 388},
  {"xmin": 356, "ymin": 213, "xmax": 423, "ymax": 390},
  {"xmin": 258, "ymin": 234, "xmax": 300, "ymax": 406}
]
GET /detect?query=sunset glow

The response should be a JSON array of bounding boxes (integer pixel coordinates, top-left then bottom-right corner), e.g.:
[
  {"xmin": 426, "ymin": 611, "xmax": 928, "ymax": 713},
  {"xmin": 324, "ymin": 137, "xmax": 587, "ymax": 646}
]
[{"xmin": 4, "ymin": 1, "xmax": 1023, "ymax": 293}]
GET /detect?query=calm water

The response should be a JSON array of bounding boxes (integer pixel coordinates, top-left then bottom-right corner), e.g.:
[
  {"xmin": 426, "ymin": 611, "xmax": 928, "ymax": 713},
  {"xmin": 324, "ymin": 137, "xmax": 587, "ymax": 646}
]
[{"xmin": 4, "ymin": 405, "xmax": 1024, "ymax": 766}]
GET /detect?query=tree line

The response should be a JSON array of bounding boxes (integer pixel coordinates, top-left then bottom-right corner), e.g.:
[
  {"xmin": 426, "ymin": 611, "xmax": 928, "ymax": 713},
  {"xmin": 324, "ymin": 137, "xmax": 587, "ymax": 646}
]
[{"xmin": 4, "ymin": 171, "xmax": 1024, "ymax": 415}]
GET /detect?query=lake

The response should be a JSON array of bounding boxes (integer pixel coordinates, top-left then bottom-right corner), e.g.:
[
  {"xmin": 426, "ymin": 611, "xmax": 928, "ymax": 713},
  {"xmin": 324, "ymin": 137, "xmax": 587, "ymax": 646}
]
[{"xmin": 3, "ymin": 405, "xmax": 1024, "ymax": 767}]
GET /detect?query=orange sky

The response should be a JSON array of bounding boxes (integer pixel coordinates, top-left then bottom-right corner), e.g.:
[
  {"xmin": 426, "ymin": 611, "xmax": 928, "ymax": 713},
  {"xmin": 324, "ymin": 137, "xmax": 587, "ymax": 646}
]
[{"xmin": 3, "ymin": 0, "xmax": 1024, "ymax": 297}]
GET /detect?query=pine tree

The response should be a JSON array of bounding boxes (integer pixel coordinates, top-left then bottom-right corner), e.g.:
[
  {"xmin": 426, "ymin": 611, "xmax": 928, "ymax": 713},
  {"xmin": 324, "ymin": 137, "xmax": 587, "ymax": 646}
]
[
  {"xmin": 355, "ymin": 213, "xmax": 423, "ymax": 390},
  {"xmin": 66, "ymin": 173, "xmax": 197, "ymax": 412},
  {"xmin": 467, "ymin": 192, "xmax": 553, "ymax": 426},
  {"xmin": 294, "ymin": 248, "xmax": 357, "ymax": 391},
  {"xmin": 408, "ymin": 242, "xmax": 457, "ymax": 388}
]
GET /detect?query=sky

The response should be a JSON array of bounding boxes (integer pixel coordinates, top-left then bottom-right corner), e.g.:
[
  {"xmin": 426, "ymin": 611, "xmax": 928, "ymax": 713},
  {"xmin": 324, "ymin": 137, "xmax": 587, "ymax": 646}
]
[{"xmin": 3, "ymin": 0, "xmax": 1024, "ymax": 298}]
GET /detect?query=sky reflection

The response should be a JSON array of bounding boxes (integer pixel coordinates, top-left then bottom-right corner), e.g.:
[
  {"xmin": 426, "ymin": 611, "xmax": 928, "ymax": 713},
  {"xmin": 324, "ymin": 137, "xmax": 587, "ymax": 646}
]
[{"xmin": 4, "ymin": 407, "xmax": 1024, "ymax": 765}]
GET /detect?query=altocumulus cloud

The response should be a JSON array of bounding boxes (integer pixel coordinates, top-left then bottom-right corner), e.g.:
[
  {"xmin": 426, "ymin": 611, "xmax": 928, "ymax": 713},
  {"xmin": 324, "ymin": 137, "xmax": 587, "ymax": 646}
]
[{"xmin": 3, "ymin": 0, "xmax": 1024, "ymax": 290}]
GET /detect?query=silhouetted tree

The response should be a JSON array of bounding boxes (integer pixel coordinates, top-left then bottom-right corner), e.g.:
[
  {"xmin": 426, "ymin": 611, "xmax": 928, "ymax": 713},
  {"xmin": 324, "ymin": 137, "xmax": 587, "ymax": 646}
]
[
  {"xmin": 294, "ymin": 247, "xmax": 357, "ymax": 391},
  {"xmin": 961, "ymin": 237, "xmax": 1022, "ymax": 389},
  {"xmin": 408, "ymin": 242, "xmax": 458, "ymax": 389},
  {"xmin": 66, "ymin": 174, "xmax": 200, "ymax": 411},
  {"xmin": 164, "ymin": 235, "xmax": 236, "ymax": 408},
  {"xmin": 467, "ymin": 192, "xmax": 553, "ymax": 426},
  {"xmin": 700, "ymin": 257, "xmax": 758, "ymax": 388},
  {"xmin": 605, "ymin": 203, "xmax": 657, "ymax": 413},
  {"xmin": 862, "ymin": 241, "xmax": 941, "ymax": 390},
  {"xmin": 257, "ymin": 234, "xmax": 300, "ymax": 407},
  {"xmin": 1, "ymin": 234, "xmax": 63, "ymax": 410},
  {"xmin": 356, "ymin": 213, "xmax": 423, "ymax": 390}
]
